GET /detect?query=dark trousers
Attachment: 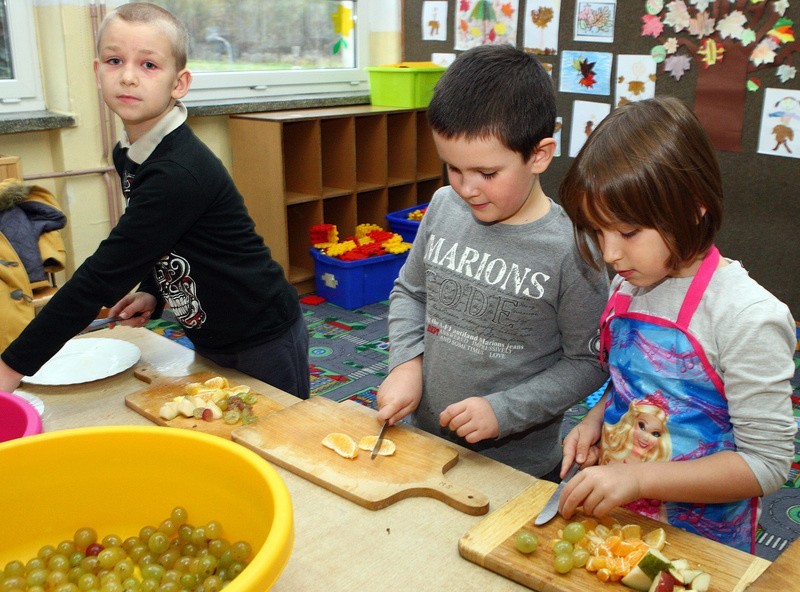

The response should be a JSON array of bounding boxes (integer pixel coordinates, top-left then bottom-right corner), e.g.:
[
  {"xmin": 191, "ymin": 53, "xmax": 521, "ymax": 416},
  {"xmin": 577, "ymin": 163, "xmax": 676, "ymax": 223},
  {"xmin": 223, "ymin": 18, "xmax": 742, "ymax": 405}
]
[{"xmin": 203, "ymin": 314, "xmax": 310, "ymax": 399}]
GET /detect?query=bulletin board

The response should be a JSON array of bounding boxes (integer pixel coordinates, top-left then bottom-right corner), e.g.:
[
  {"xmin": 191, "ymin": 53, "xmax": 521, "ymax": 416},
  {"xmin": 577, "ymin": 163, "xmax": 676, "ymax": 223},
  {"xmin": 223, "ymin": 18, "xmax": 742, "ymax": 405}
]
[{"xmin": 402, "ymin": 1, "xmax": 800, "ymax": 317}]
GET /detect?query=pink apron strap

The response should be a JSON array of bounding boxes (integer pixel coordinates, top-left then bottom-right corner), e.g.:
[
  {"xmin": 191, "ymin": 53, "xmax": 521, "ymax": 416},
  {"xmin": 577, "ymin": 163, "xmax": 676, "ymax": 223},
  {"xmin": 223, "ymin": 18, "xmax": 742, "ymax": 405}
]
[{"xmin": 676, "ymin": 246, "xmax": 720, "ymax": 329}]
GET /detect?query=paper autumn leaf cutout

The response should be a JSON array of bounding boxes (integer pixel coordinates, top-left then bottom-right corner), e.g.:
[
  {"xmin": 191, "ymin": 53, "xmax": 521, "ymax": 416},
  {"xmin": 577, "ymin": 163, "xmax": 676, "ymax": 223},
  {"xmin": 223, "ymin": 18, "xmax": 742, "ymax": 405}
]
[
  {"xmin": 531, "ymin": 7, "xmax": 554, "ymax": 28},
  {"xmin": 642, "ymin": 14, "xmax": 665, "ymax": 37},
  {"xmin": 500, "ymin": 3, "xmax": 515, "ymax": 18},
  {"xmin": 774, "ymin": 0, "xmax": 790, "ymax": 15},
  {"xmin": 664, "ymin": 53, "xmax": 692, "ymax": 79},
  {"xmin": 664, "ymin": 1, "xmax": 691, "ymax": 32},
  {"xmin": 716, "ymin": 11, "xmax": 747, "ymax": 39},
  {"xmin": 460, "ymin": 0, "xmax": 470, "ymax": 11},
  {"xmin": 751, "ymin": 40, "xmax": 778, "ymax": 65},
  {"xmin": 768, "ymin": 17, "xmax": 796, "ymax": 43},
  {"xmin": 692, "ymin": 0, "xmax": 711, "ymax": 11},
  {"xmin": 573, "ymin": 57, "xmax": 598, "ymax": 88},
  {"xmin": 689, "ymin": 11, "xmax": 716, "ymax": 37},
  {"xmin": 777, "ymin": 64, "xmax": 797, "ymax": 82}
]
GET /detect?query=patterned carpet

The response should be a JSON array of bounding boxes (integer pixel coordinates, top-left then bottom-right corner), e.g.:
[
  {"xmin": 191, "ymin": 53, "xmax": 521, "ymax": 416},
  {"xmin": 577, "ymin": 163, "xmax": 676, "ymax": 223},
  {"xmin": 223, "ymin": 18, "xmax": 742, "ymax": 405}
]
[{"xmin": 146, "ymin": 303, "xmax": 800, "ymax": 561}]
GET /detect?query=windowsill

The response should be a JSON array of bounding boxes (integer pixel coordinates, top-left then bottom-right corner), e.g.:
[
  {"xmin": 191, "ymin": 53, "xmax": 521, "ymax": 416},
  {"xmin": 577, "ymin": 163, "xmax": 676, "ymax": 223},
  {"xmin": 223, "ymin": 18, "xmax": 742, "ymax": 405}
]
[
  {"xmin": 0, "ymin": 110, "xmax": 77, "ymax": 134},
  {"xmin": 0, "ymin": 95, "xmax": 372, "ymax": 135}
]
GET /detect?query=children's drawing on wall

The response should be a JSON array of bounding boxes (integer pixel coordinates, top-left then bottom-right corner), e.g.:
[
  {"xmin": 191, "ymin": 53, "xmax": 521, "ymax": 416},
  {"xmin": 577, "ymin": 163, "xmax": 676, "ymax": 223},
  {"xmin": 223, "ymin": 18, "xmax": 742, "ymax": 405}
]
[
  {"xmin": 455, "ymin": 0, "xmax": 519, "ymax": 50},
  {"xmin": 523, "ymin": 0, "xmax": 561, "ymax": 55},
  {"xmin": 553, "ymin": 116, "xmax": 563, "ymax": 157},
  {"xmin": 640, "ymin": 1, "xmax": 800, "ymax": 152},
  {"xmin": 423, "ymin": 1, "xmax": 448, "ymax": 42},
  {"xmin": 559, "ymin": 50, "xmax": 612, "ymax": 95},
  {"xmin": 431, "ymin": 52, "xmax": 457, "ymax": 68},
  {"xmin": 615, "ymin": 54, "xmax": 657, "ymax": 107},
  {"xmin": 568, "ymin": 100, "xmax": 610, "ymax": 157},
  {"xmin": 573, "ymin": 0, "xmax": 616, "ymax": 43},
  {"xmin": 757, "ymin": 88, "xmax": 800, "ymax": 160}
]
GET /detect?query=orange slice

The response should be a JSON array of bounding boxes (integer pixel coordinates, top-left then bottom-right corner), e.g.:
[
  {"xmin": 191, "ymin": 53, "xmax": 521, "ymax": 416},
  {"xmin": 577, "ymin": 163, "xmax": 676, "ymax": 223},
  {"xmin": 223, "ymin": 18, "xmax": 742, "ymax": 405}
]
[
  {"xmin": 357, "ymin": 435, "xmax": 396, "ymax": 456},
  {"xmin": 321, "ymin": 433, "xmax": 358, "ymax": 459}
]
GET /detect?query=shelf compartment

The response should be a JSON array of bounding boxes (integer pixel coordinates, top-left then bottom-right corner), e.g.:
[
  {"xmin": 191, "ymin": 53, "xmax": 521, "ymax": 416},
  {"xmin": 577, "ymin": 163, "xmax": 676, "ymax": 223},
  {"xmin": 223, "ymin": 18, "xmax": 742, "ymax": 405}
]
[
  {"xmin": 355, "ymin": 115, "xmax": 388, "ymax": 188},
  {"xmin": 387, "ymin": 112, "xmax": 416, "ymax": 183},
  {"xmin": 416, "ymin": 111, "xmax": 443, "ymax": 179},
  {"xmin": 283, "ymin": 120, "xmax": 322, "ymax": 199},
  {"xmin": 286, "ymin": 200, "xmax": 324, "ymax": 281},
  {"xmin": 321, "ymin": 116, "xmax": 356, "ymax": 196},
  {"xmin": 357, "ymin": 188, "xmax": 389, "ymax": 229},
  {"xmin": 388, "ymin": 183, "xmax": 417, "ymax": 215},
  {"xmin": 323, "ymin": 194, "xmax": 357, "ymax": 238},
  {"xmin": 416, "ymin": 179, "xmax": 442, "ymax": 203}
]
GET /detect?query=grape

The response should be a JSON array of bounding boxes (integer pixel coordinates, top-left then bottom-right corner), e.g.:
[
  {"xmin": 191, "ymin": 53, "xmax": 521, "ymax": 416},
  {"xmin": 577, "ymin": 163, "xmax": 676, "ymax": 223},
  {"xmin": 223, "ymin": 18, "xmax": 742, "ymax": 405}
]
[
  {"xmin": 25, "ymin": 569, "xmax": 47, "ymax": 588},
  {"xmin": 513, "ymin": 530, "xmax": 538, "ymax": 554},
  {"xmin": 3, "ymin": 561, "xmax": 24, "ymax": 577},
  {"xmin": 148, "ymin": 532, "xmax": 170, "ymax": 555},
  {"xmin": 73, "ymin": 528, "xmax": 97, "ymax": 551},
  {"xmin": 554, "ymin": 552, "xmax": 574, "ymax": 574},
  {"xmin": 230, "ymin": 541, "xmax": 251, "ymax": 562},
  {"xmin": 222, "ymin": 409, "xmax": 241, "ymax": 425},
  {"xmin": 552, "ymin": 539, "xmax": 574, "ymax": 556},
  {"xmin": 562, "ymin": 522, "xmax": 586, "ymax": 544},
  {"xmin": 572, "ymin": 547, "xmax": 590, "ymax": 568},
  {"xmin": 84, "ymin": 543, "xmax": 103, "ymax": 557}
]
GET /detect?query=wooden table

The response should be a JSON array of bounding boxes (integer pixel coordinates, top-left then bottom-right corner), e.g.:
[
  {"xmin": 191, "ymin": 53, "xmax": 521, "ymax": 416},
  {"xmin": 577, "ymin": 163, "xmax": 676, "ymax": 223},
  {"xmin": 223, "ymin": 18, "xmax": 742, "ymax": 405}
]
[
  {"xmin": 16, "ymin": 327, "xmax": 535, "ymax": 591},
  {"xmin": 16, "ymin": 327, "xmax": 772, "ymax": 591}
]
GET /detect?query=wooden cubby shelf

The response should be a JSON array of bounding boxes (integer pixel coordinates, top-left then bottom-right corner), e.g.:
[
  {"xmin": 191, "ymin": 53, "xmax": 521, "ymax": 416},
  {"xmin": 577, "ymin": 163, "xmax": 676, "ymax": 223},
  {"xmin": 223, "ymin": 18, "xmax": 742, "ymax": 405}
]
[{"xmin": 230, "ymin": 105, "xmax": 444, "ymax": 294}]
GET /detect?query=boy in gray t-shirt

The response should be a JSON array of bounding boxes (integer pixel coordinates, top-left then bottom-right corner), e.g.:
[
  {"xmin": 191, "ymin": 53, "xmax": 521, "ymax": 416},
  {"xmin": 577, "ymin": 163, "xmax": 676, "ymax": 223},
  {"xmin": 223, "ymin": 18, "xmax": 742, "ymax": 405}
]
[{"xmin": 376, "ymin": 45, "xmax": 609, "ymax": 478}]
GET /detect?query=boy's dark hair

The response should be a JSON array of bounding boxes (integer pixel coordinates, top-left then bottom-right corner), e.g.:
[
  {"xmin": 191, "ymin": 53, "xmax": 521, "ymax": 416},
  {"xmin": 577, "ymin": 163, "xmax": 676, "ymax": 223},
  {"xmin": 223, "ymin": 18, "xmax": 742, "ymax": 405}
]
[
  {"xmin": 559, "ymin": 96, "xmax": 723, "ymax": 271},
  {"xmin": 427, "ymin": 44, "xmax": 556, "ymax": 161}
]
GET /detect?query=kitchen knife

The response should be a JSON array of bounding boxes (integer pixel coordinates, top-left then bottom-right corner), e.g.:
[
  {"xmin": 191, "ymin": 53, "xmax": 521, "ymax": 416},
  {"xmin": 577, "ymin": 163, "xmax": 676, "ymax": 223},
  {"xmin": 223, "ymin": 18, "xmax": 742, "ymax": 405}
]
[
  {"xmin": 370, "ymin": 421, "xmax": 389, "ymax": 460},
  {"xmin": 534, "ymin": 462, "xmax": 580, "ymax": 525},
  {"xmin": 80, "ymin": 312, "xmax": 142, "ymax": 334}
]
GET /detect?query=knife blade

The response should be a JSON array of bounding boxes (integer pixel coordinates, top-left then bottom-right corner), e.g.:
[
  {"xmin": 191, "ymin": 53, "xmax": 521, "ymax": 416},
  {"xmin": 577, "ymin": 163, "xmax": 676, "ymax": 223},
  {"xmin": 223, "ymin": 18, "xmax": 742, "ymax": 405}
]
[
  {"xmin": 79, "ymin": 312, "xmax": 143, "ymax": 334},
  {"xmin": 534, "ymin": 462, "xmax": 580, "ymax": 525},
  {"xmin": 370, "ymin": 421, "xmax": 389, "ymax": 460}
]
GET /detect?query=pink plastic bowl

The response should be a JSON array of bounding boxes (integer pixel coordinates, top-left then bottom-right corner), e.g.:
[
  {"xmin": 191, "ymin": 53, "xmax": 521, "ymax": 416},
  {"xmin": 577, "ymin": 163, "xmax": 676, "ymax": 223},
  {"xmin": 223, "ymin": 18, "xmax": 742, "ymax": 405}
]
[{"xmin": 0, "ymin": 391, "xmax": 43, "ymax": 442}]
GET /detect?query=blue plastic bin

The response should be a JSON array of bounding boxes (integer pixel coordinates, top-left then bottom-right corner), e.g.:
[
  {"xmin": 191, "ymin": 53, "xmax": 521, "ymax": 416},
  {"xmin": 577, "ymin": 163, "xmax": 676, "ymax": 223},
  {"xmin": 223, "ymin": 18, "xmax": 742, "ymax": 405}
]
[
  {"xmin": 385, "ymin": 203, "xmax": 429, "ymax": 244},
  {"xmin": 311, "ymin": 249, "xmax": 409, "ymax": 309}
]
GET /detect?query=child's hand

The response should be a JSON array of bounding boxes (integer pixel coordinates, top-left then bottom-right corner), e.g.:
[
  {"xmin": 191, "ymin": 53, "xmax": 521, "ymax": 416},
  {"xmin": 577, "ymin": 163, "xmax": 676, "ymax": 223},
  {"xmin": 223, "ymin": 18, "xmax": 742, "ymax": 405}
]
[
  {"xmin": 107, "ymin": 292, "xmax": 156, "ymax": 329},
  {"xmin": 559, "ymin": 463, "xmax": 643, "ymax": 519},
  {"xmin": 561, "ymin": 419, "xmax": 602, "ymax": 473},
  {"xmin": 439, "ymin": 397, "xmax": 499, "ymax": 443},
  {"xmin": 377, "ymin": 357, "xmax": 423, "ymax": 426}
]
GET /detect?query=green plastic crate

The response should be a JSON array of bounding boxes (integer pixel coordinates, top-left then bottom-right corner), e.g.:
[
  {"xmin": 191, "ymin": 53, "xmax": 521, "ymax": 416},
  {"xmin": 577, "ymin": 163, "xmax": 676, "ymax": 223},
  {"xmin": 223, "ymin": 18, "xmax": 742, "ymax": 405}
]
[{"xmin": 367, "ymin": 64, "xmax": 446, "ymax": 108}]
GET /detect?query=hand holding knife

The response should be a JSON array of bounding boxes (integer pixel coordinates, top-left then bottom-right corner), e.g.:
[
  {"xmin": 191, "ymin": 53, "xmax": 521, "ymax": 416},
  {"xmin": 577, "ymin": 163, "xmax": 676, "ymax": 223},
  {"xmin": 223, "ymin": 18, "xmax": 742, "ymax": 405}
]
[{"xmin": 534, "ymin": 462, "xmax": 580, "ymax": 525}]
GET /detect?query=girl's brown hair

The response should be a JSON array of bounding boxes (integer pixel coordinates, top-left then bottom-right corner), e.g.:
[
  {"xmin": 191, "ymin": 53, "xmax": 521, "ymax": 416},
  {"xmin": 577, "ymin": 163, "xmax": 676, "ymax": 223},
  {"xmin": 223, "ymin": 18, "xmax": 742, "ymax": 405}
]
[{"xmin": 559, "ymin": 96, "xmax": 722, "ymax": 270}]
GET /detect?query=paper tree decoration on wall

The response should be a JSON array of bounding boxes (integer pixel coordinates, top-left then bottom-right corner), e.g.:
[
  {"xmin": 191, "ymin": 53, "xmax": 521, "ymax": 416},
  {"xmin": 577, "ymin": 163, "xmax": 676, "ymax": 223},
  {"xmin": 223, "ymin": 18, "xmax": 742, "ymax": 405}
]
[
  {"xmin": 641, "ymin": 0, "xmax": 799, "ymax": 152},
  {"xmin": 456, "ymin": 0, "xmax": 519, "ymax": 50}
]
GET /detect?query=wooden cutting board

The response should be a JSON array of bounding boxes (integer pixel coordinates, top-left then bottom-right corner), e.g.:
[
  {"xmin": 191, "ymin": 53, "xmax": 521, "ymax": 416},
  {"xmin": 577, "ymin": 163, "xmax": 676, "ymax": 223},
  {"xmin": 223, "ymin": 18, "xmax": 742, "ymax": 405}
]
[
  {"xmin": 125, "ymin": 365, "xmax": 285, "ymax": 439},
  {"xmin": 459, "ymin": 481, "xmax": 770, "ymax": 591},
  {"xmin": 744, "ymin": 537, "xmax": 800, "ymax": 590},
  {"xmin": 231, "ymin": 396, "xmax": 490, "ymax": 515}
]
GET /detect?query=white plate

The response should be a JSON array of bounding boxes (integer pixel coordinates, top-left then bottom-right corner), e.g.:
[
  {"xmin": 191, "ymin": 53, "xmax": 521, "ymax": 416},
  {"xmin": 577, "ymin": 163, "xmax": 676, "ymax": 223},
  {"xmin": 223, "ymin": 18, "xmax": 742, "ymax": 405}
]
[{"xmin": 23, "ymin": 338, "xmax": 141, "ymax": 386}]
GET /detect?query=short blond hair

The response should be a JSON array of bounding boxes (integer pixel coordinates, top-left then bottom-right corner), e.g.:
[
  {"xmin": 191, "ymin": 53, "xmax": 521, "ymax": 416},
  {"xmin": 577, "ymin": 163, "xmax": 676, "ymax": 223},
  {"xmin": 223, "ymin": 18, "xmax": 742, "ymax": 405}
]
[{"xmin": 98, "ymin": 2, "xmax": 188, "ymax": 70}]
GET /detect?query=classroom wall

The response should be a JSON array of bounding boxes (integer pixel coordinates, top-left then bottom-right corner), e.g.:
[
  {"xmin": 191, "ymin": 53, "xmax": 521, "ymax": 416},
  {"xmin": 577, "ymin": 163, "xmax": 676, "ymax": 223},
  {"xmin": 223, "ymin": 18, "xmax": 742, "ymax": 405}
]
[
  {"xmin": 1, "ymin": 1, "xmax": 401, "ymax": 280},
  {"xmin": 402, "ymin": 1, "xmax": 800, "ymax": 317}
]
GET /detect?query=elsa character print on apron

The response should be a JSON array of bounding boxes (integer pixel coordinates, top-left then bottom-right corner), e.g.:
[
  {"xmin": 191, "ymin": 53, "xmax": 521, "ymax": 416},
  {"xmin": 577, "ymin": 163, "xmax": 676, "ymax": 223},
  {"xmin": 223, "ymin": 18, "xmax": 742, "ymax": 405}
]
[{"xmin": 598, "ymin": 246, "xmax": 757, "ymax": 553}]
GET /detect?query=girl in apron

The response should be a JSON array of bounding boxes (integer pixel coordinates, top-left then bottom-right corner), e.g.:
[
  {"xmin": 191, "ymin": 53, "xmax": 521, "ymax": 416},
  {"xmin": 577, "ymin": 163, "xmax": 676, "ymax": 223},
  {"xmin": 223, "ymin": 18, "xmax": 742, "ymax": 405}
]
[{"xmin": 557, "ymin": 97, "xmax": 795, "ymax": 552}]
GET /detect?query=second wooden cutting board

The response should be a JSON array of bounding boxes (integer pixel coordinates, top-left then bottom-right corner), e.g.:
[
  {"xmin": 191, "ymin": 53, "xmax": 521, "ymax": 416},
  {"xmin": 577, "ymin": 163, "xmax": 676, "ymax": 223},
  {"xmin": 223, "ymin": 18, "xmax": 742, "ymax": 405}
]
[
  {"xmin": 231, "ymin": 396, "xmax": 490, "ymax": 515},
  {"xmin": 459, "ymin": 481, "xmax": 770, "ymax": 591}
]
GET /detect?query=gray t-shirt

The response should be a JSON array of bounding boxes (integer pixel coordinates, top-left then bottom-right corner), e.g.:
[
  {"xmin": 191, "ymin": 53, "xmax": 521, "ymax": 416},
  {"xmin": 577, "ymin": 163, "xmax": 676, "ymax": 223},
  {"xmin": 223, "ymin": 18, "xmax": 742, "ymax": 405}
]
[
  {"xmin": 610, "ymin": 261, "xmax": 796, "ymax": 495},
  {"xmin": 388, "ymin": 187, "xmax": 610, "ymax": 476}
]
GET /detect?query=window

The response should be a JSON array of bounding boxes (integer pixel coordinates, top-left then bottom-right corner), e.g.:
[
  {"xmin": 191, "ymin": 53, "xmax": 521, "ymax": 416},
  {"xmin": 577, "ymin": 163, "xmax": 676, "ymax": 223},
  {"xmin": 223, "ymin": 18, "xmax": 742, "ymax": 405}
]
[
  {"xmin": 0, "ymin": 0, "xmax": 45, "ymax": 113},
  {"xmin": 150, "ymin": 0, "xmax": 370, "ymax": 104}
]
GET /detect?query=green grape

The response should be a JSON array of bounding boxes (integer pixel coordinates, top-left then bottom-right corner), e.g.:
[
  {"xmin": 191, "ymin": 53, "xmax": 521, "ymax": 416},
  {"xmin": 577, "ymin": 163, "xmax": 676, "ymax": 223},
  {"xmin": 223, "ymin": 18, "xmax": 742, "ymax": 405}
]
[
  {"xmin": 572, "ymin": 547, "xmax": 590, "ymax": 568},
  {"xmin": 229, "ymin": 542, "xmax": 251, "ymax": 562},
  {"xmin": 140, "ymin": 579, "xmax": 159, "ymax": 592},
  {"xmin": 53, "ymin": 583, "xmax": 78, "ymax": 592},
  {"xmin": 202, "ymin": 575, "xmax": 223, "ymax": 592},
  {"xmin": 3, "ymin": 561, "xmax": 24, "ymax": 577},
  {"xmin": 513, "ymin": 530, "xmax": 538, "ymax": 554},
  {"xmin": 113, "ymin": 559, "xmax": 134, "ymax": 580},
  {"xmin": 46, "ymin": 570, "xmax": 69, "ymax": 589},
  {"xmin": 122, "ymin": 577, "xmax": 141, "ymax": 592},
  {"xmin": 226, "ymin": 562, "xmax": 245, "ymax": 580},
  {"xmin": 37, "ymin": 546, "xmax": 56, "ymax": 561},
  {"xmin": 138, "ymin": 527, "xmax": 156, "ymax": 544},
  {"xmin": 148, "ymin": 533, "xmax": 170, "ymax": 555},
  {"xmin": 222, "ymin": 409, "xmax": 241, "ymax": 425},
  {"xmin": 157, "ymin": 550, "xmax": 179, "ymax": 570},
  {"xmin": 74, "ymin": 528, "xmax": 97, "ymax": 552},
  {"xmin": 562, "ymin": 522, "xmax": 587, "ymax": 544},
  {"xmin": 551, "ymin": 539, "xmax": 573, "ymax": 556},
  {"xmin": 57, "ymin": 541, "xmax": 77, "ymax": 557},
  {"xmin": 553, "ymin": 552, "xmax": 574, "ymax": 574},
  {"xmin": 173, "ymin": 558, "xmax": 191, "ymax": 573},
  {"xmin": 77, "ymin": 573, "xmax": 99, "ymax": 591},
  {"xmin": 67, "ymin": 567, "xmax": 82, "ymax": 584},
  {"xmin": 101, "ymin": 535, "xmax": 122, "ymax": 549},
  {"xmin": 161, "ymin": 571, "xmax": 180, "ymax": 585},
  {"xmin": 189, "ymin": 527, "xmax": 207, "ymax": 547},
  {"xmin": 48, "ymin": 554, "xmax": 70, "ymax": 572},
  {"xmin": 157, "ymin": 519, "xmax": 178, "ymax": 537},
  {"xmin": 1, "ymin": 575, "xmax": 26, "ymax": 592},
  {"xmin": 139, "ymin": 564, "xmax": 165, "ymax": 583},
  {"xmin": 196, "ymin": 555, "xmax": 217, "ymax": 578},
  {"xmin": 177, "ymin": 526, "xmax": 192, "ymax": 544},
  {"xmin": 179, "ymin": 573, "xmax": 197, "ymax": 590},
  {"xmin": 25, "ymin": 568, "xmax": 48, "ymax": 588},
  {"xmin": 79, "ymin": 556, "xmax": 98, "ymax": 574},
  {"xmin": 69, "ymin": 552, "xmax": 84, "ymax": 568},
  {"xmin": 96, "ymin": 548, "xmax": 122, "ymax": 570},
  {"xmin": 25, "ymin": 558, "xmax": 45, "ymax": 572},
  {"xmin": 205, "ymin": 521, "xmax": 222, "ymax": 540}
]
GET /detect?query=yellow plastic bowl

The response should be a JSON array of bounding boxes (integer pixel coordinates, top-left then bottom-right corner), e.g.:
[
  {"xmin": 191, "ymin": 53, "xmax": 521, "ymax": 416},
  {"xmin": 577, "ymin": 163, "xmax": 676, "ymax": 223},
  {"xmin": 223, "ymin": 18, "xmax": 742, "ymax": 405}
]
[{"xmin": 0, "ymin": 426, "xmax": 293, "ymax": 590}]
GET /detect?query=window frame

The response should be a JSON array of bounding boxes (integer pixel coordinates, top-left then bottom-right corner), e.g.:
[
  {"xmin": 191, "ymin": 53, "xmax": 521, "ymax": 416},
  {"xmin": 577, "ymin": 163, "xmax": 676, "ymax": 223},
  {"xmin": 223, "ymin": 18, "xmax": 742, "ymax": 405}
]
[{"xmin": 0, "ymin": 0, "xmax": 45, "ymax": 113}]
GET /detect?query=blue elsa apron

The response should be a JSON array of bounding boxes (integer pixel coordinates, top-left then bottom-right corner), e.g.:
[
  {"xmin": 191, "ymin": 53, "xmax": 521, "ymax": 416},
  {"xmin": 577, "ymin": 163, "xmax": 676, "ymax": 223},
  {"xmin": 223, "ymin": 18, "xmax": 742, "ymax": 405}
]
[{"xmin": 599, "ymin": 246, "xmax": 757, "ymax": 552}]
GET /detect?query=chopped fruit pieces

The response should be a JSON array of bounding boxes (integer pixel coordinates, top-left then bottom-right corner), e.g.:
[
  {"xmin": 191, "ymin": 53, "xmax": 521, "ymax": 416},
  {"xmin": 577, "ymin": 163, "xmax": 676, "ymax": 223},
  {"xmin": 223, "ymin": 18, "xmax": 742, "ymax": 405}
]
[
  {"xmin": 321, "ymin": 433, "xmax": 359, "ymax": 459},
  {"xmin": 357, "ymin": 435, "xmax": 396, "ymax": 456},
  {"xmin": 637, "ymin": 549, "xmax": 672, "ymax": 580},
  {"xmin": 644, "ymin": 527, "xmax": 666, "ymax": 551}
]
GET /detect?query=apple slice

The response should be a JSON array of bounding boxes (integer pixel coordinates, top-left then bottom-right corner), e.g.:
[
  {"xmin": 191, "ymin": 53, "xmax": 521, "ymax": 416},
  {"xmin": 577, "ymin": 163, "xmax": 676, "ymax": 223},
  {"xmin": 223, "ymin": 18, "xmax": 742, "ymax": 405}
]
[{"xmin": 648, "ymin": 570, "xmax": 677, "ymax": 592}]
